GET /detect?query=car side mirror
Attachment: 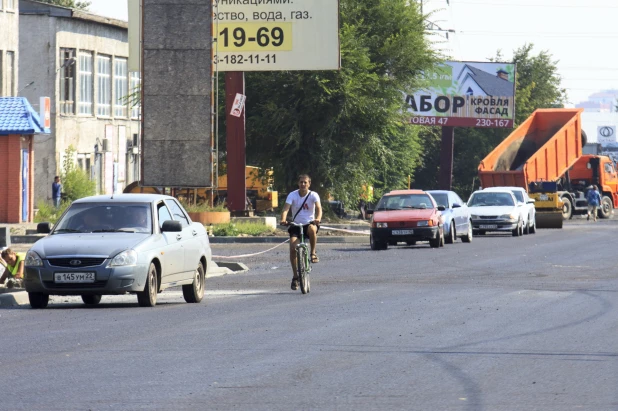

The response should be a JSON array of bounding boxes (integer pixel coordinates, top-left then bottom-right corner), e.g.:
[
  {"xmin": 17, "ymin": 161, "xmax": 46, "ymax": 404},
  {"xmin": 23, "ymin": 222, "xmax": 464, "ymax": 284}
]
[
  {"xmin": 161, "ymin": 220, "xmax": 182, "ymax": 232},
  {"xmin": 527, "ymin": 199, "xmax": 535, "ymax": 204},
  {"xmin": 37, "ymin": 222, "xmax": 52, "ymax": 234},
  {"xmin": 452, "ymin": 203, "xmax": 461, "ymax": 208},
  {"xmin": 437, "ymin": 205, "xmax": 446, "ymax": 211}
]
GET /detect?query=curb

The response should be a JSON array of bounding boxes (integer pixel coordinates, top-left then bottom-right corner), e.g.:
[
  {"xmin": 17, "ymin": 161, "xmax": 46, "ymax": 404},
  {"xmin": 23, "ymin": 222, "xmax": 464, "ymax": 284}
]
[{"xmin": 0, "ymin": 290, "xmax": 29, "ymax": 307}]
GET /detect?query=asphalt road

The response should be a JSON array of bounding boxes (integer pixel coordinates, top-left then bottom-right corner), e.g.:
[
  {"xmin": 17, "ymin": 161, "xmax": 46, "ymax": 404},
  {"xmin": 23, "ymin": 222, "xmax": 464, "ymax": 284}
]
[{"xmin": 1, "ymin": 220, "xmax": 617, "ymax": 411}]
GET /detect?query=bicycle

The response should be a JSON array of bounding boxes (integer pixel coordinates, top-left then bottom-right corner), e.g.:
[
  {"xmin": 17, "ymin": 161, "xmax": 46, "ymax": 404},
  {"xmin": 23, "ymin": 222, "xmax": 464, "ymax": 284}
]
[{"xmin": 284, "ymin": 221, "xmax": 312, "ymax": 294}]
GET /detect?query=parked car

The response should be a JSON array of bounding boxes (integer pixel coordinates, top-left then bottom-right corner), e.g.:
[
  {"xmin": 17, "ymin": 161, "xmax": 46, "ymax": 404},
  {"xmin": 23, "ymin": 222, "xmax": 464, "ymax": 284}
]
[
  {"xmin": 468, "ymin": 189, "xmax": 525, "ymax": 236},
  {"xmin": 427, "ymin": 190, "xmax": 473, "ymax": 243},
  {"xmin": 483, "ymin": 186, "xmax": 536, "ymax": 234},
  {"xmin": 367, "ymin": 189, "xmax": 445, "ymax": 250},
  {"xmin": 24, "ymin": 194, "xmax": 212, "ymax": 309}
]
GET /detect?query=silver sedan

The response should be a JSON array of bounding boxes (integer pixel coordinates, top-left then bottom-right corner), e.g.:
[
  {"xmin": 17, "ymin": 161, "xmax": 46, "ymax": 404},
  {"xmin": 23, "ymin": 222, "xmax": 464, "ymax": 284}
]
[{"xmin": 25, "ymin": 194, "xmax": 212, "ymax": 308}]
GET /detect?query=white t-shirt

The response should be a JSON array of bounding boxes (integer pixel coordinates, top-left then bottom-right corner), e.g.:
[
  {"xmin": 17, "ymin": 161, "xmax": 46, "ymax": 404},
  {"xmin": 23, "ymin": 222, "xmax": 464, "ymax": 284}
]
[{"xmin": 286, "ymin": 190, "xmax": 321, "ymax": 225}]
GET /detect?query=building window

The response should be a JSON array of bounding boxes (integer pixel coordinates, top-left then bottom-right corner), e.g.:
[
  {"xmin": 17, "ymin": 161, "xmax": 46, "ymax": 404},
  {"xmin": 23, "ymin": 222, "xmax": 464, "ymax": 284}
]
[
  {"xmin": 59, "ymin": 48, "xmax": 76, "ymax": 115},
  {"xmin": 6, "ymin": 51, "xmax": 14, "ymax": 97},
  {"xmin": 6, "ymin": 0, "xmax": 14, "ymax": 11},
  {"xmin": 130, "ymin": 71, "xmax": 141, "ymax": 119},
  {"xmin": 114, "ymin": 57, "xmax": 128, "ymax": 117},
  {"xmin": 78, "ymin": 51, "xmax": 93, "ymax": 115},
  {"xmin": 97, "ymin": 55, "xmax": 111, "ymax": 117}
]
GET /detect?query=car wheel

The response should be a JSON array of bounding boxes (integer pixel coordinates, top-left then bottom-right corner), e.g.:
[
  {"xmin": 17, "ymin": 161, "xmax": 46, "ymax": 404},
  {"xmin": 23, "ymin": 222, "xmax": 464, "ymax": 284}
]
[
  {"xmin": 183, "ymin": 263, "xmax": 205, "ymax": 303},
  {"xmin": 81, "ymin": 295, "xmax": 102, "ymax": 305},
  {"xmin": 28, "ymin": 292, "xmax": 49, "ymax": 309},
  {"xmin": 599, "ymin": 196, "xmax": 613, "ymax": 219},
  {"xmin": 137, "ymin": 262, "xmax": 158, "ymax": 307},
  {"xmin": 562, "ymin": 196, "xmax": 573, "ymax": 220},
  {"xmin": 370, "ymin": 234, "xmax": 387, "ymax": 250},
  {"xmin": 512, "ymin": 220, "xmax": 522, "ymax": 237},
  {"xmin": 429, "ymin": 227, "xmax": 443, "ymax": 248},
  {"xmin": 529, "ymin": 217, "xmax": 537, "ymax": 234},
  {"xmin": 524, "ymin": 216, "xmax": 530, "ymax": 234},
  {"xmin": 445, "ymin": 221, "xmax": 455, "ymax": 244},
  {"xmin": 462, "ymin": 221, "xmax": 473, "ymax": 243}
]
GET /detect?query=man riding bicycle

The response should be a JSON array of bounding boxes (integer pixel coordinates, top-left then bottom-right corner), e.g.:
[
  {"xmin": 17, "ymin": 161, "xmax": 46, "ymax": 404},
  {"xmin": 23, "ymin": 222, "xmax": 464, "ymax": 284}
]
[{"xmin": 280, "ymin": 174, "xmax": 322, "ymax": 290}]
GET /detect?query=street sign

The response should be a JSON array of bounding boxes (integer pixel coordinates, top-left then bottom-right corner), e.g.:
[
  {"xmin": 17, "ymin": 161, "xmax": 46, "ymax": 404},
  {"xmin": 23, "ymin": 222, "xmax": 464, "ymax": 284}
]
[
  {"xmin": 405, "ymin": 61, "xmax": 516, "ymax": 128},
  {"xmin": 598, "ymin": 125, "xmax": 616, "ymax": 145},
  {"xmin": 214, "ymin": 0, "xmax": 340, "ymax": 71}
]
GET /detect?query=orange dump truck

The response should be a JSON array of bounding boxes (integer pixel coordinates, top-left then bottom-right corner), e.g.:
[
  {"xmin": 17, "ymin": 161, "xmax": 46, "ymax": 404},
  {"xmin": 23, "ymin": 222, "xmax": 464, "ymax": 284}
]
[{"xmin": 478, "ymin": 108, "xmax": 618, "ymax": 228}]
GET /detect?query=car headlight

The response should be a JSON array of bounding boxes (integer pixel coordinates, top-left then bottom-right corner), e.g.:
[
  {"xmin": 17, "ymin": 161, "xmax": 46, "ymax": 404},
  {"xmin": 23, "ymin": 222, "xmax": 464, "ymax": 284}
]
[
  {"xmin": 110, "ymin": 250, "xmax": 138, "ymax": 267},
  {"xmin": 417, "ymin": 221, "xmax": 429, "ymax": 227},
  {"xmin": 25, "ymin": 250, "xmax": 43, "ymax": 267},
  {"xmin": 500, "ymin": 213, "xmax": 518, "ymax": 220},
  {"xmin": 375, "ymin": 222, "xmax": 388, "ymax": 228}
]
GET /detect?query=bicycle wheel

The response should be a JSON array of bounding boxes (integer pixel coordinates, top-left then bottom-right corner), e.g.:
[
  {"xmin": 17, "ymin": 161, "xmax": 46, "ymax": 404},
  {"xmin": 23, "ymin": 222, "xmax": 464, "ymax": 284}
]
[{"xmin": 297, "ymin": 247, "xmax": 308, "ymax": 294}]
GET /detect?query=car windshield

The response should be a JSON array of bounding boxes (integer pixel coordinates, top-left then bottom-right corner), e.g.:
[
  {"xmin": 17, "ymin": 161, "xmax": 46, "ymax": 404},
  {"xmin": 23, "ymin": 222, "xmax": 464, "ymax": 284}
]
[
  {"xmin": 468, "ymin": 192, "xmax": 514, "ymax": 207},
  {"xmin": 512, "ymin": 191, "xmax": 524, "ymax": 203},
  {"xmin": 53, "ymin": 203, "xmax": 153, "ymax": 234},
  {"xmin": 429, "ymin": 193, "xmax": 448, "ymax": 208},
  {"xmin": 376, "ymin": 194, "xmax": 434, "ymax": 210}
]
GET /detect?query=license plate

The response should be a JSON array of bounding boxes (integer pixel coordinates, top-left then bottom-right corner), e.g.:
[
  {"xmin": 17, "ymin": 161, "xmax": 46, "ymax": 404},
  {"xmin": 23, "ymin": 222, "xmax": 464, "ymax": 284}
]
[
  {"xmin": 539, "ymin": 194, "xmax": 549, "ymax": 201},
  {"xmin": 392, "ymin": 229, "xmax": 414, "ymax": 235},
  {"xmin": 54, "ymin": 272, "xmax": 96, "ymax": 283},
  {"xmin": 479, "ymin": 225, "xmax": 497, "ymax": 229}
]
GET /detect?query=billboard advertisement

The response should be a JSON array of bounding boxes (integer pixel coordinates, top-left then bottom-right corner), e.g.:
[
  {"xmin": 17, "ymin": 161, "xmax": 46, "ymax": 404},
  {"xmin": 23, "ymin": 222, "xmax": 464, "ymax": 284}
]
[
  {"xmin": 406, "ymin": 61, "xmax": 516, "ymax": 128},
  {"xmin": 214, "ymin": 0, "xmax": 340, "ymax": 71}
]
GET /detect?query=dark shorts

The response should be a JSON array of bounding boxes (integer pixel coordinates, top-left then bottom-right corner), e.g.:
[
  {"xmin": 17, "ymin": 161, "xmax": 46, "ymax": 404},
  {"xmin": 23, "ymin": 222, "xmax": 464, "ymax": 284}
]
[{"xmin": 288, "ymin": 222, "xmax": 320, "ymax": 238}]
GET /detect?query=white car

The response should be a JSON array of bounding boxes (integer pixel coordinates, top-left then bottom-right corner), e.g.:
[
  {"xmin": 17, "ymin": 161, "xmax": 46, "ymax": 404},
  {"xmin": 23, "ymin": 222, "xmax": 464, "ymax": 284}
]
[
  {"xmin": 468, "ymin": 189, "xmax": 525, "ymax": 237},
  {"xmin": 484, "ymin": 187, "xmax": 536, "ymax": 234}
]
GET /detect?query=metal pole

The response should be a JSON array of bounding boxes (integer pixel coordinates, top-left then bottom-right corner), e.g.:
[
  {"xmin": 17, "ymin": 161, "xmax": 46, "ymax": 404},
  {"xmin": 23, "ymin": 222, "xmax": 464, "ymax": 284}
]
[
  {"xmin": 225, "ymin": 71, "xmax": 247, "ymax": 216},
  {"xmin": 439, "ymin": 126, "xmax": 455, "ymax": 190}
]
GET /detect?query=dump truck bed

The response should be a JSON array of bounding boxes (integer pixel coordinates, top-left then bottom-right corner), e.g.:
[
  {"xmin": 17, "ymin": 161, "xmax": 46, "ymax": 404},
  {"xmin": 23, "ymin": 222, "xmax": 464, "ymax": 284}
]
[{"xmin": 478, "ymin": 108, "xmax": 584, "ymax": 190}]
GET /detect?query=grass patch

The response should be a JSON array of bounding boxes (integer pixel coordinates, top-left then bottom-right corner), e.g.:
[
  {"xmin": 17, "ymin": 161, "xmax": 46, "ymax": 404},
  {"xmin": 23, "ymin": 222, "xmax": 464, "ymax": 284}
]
[
  {"xmin": 34, "ymin": 201, "xmax": 70, "ymax": 224},
  {"xmin": 180, "ymin": 201, "xmax": 228, "ymax": 213},
  {"xmin": 211, "ymin": 222, "xmax": 275, "ymax": 236}
]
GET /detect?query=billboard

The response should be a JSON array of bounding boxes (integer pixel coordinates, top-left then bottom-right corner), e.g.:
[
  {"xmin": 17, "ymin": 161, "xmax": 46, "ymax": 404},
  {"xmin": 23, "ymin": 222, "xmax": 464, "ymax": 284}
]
[
  {"xmin": 406, "ymin": 61, "xmax": 516, "ymax": 128},
  {"xmin": 214, "ymin": 0, "xmax": 340, "ymax": 71}
]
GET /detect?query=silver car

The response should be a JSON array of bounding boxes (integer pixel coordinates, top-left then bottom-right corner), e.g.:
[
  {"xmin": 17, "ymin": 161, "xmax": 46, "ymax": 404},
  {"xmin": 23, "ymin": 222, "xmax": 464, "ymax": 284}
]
[{"xmin": 25, "ymin": 194, "xmax": 212, "ymax": 308}]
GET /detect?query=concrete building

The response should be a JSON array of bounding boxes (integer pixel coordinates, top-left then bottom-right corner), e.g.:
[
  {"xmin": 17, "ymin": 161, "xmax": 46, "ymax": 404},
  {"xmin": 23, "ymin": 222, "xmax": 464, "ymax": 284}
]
[
  {"xmin": 1, "ymin": 0, "xmax": 19, "ymax": 96},
  {"xmin": 19, "ymin": 0, "xmax": 140, "ymax": 205}
]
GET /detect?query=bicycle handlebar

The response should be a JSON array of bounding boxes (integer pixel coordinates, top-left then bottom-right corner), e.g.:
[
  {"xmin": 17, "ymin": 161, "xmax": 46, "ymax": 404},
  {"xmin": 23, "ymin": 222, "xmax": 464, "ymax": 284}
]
[{"xmin": 280, "ymin": 221, "xmax": 317, "ymax": 227}]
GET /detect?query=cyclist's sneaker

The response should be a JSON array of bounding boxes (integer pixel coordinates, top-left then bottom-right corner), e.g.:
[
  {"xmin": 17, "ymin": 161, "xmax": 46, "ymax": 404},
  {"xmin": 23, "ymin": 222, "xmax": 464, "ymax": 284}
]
[{"xmin": 291, "ymin": 278, "xmax": 299, "ymax": 290}]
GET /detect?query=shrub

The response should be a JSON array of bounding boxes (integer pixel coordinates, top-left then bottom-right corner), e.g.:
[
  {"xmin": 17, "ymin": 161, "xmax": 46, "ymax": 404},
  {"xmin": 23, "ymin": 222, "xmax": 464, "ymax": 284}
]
[
  {"xmin": 34, "ymin": 200, "xmax": 70, "ymax": 223},
  {"xmin": 211, "ymin": 222, "xmax": 275, "ymax": 236},
  {"xmin": 61, "ymin": 145, "xmax": 96, "ymax": 202},
  {"xmin": 180, "ymin": 201, "xmax": 228, "ymax": 213}
]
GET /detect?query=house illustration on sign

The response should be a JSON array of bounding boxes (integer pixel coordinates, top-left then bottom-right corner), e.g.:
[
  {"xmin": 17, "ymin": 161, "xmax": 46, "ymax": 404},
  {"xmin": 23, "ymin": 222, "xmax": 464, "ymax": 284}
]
[{"xmin": 455, "ymin": 65, "xmax": 514, "ymax": 97}]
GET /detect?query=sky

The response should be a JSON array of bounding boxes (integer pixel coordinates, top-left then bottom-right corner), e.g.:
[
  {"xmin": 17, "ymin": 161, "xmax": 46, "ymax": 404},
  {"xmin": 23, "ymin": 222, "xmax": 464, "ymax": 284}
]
[{"xmin": 87, "ymin": 0, "xmax": 618, "ymax": 106}]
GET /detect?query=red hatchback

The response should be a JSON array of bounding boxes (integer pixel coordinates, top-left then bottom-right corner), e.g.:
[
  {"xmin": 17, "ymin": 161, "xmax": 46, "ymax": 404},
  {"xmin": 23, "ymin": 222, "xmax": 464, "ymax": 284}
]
[{"xmin": 368, "ymin": 190, "xmax": 445, "ymax": 250}]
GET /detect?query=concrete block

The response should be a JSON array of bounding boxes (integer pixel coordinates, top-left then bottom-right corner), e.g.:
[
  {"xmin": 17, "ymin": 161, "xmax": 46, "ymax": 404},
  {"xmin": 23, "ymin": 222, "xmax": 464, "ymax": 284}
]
[
  {"xmin": 231, "ymin": 216, "xmax": 277, "ymax": 230},
  {"xmin": 0, "ymin": 291, "xmax": 29, "ymax": 307},
  {"xmin": 215, "ymin": 261, "xmax": 249, "ymax": 273},
  {"xmin": 0, "ymin": 227, "xmax": 10, "ymax": 248}
]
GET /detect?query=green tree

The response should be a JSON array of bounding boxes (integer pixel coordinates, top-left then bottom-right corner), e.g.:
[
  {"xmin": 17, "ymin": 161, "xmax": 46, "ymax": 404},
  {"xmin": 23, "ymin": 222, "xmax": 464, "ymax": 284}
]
[
  {"xmin": 226, "ymin": 0, "xmax": 440, "ymax": 206},
  {"xmin": 61, "ymin": 146, "xmax": 96, "ymax": 202},
  {"xmin": 413, "ymin": 44, "xmax": 567, "ymax": 200},
  {"xmin": 37, "ymin": 0, "xmax": 91, "ymax": 10}
]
